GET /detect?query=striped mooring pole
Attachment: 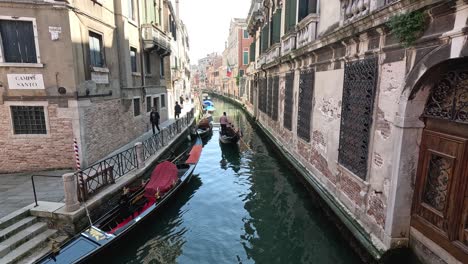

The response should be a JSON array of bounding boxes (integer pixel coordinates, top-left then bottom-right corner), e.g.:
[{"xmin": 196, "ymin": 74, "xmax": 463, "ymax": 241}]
[{"xmin": 73, "ymin": 138, "xmax": 81, "ymax": 171}]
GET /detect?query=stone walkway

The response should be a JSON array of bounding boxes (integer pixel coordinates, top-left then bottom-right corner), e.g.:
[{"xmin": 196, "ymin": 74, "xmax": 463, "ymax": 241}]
[{"xmin": 0, "ymin": 102, "xmax": 194, "ymax": 218}]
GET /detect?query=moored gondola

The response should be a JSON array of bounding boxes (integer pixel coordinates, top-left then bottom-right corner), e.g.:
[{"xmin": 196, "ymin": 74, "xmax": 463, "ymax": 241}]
[
  {"xmin": 36, "ymin": 138, "xmax": 203, "ymax": 264},
  {"xmin": 191, "ymin": 116, "xmax": 213, "ymax": 138}
]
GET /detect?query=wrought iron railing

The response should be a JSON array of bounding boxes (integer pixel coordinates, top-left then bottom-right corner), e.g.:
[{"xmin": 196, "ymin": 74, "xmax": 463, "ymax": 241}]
[{"xmin": 77, "ymin": 108, "xmax": 195, "ymax": 201}]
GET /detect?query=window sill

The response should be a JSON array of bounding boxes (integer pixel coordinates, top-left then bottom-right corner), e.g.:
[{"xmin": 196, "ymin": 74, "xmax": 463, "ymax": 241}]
[
  {"xmin": 0, "ymin": 63, "xmax": 44, "ymax": 68},
  {"xmin": 92, "ymin": 67, "xmax": 109, "ymax": 73},
  {"xmin": 128, "ymin": 19, "xmax": 138, "ymax": 27},
  {"xmin": 145, "ymin": 74, "xmax": 153, "ymax": 77},
  {"xmin": 132, "ymin": 72, "xmax": 141, "ymax": 76},
  {"xmin": 11, "ymin": 133, "xmax": 50, "ymax": 138}
]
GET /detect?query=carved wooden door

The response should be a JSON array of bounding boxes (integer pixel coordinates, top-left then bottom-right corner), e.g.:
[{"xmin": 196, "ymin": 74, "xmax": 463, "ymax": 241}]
[{"xmin": 411, "ymin": 67, "xmax": 468, "ymax": 261}]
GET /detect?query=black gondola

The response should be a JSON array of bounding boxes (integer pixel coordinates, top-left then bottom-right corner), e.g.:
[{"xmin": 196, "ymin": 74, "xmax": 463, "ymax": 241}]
[
  {"xmin": 219, "ymin": 129, "xmax": 241, "ymax": 144},
  {"xmin": 36, "ymin": 138, "xmax": 203, "ymax": 264},
  {"xmin": 191, "ymin": 116, "xmax": 213, "ymax": 138}
]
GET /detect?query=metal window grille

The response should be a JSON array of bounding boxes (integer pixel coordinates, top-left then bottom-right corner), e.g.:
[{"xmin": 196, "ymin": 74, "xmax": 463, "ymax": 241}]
[
  {"xmin": 250, "ymin": 80, "xmax": 254, "ymax": 104},
  {"xmin": 284, "ymin": 72, "xmax": 294, "ymax": 130},
  {"xmin": 297, "ymin": 69, "xmax": 314, "ymax": 142},
  {"xmin": 161, "ymin": 94, "xmax": 166, "ymax": 107},
  {"xmin": 259, "ymin": 78, "xmax": 267, "ymax": 113},
  {"xmin": 267, "ymin": 76, "xmax": 273, "ymax": 117},
  {"xmin": 338, "ymin": 57, "xmax": 378, "ymax": 179},
  {"xmin": 11, "ymin": 106, "xmax": 47, "ymax": 134},
  {"xmin": 272, "ymin": 76, "xmax": 279, "ymax": 121},
  {"xmin": 146, "ymin": 96, "xmax": 152, "ymax": 112}
]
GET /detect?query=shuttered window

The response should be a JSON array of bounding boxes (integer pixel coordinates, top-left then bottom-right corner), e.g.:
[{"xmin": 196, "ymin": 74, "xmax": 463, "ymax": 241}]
[
  {"xmin": 285, "ymin": 0, "xmax": 297, "ymax": 33},
  {"xmin": 297, "ymin": 69, "xmax": 314, "ymax": 142},
  {"xmin": 133, "ymin": 98, "xmax": 141, "ymax": 116},
  {"xmin": 260, "ymin": 25, "xmax": 269, "ymax": 54},
  {"xmin": 250, "ymin": 41, "xmax": 256, "ymax": 62},
  {"xmin": 271, "ymin": 10, "xmax": 282, "ymax": 45},
  {"xmin": 144, "ymin": 0, "xmax": 156, "ymax": 24},
  {"xmin": 298, "ymin": 0, "xmax": 318, "ymax": 22},
  {"xmin": 0, "ymin": 20, "xmax": 37, "ymax": 63},
  {"xmin": 89, "ymin": 31, "xmax": 104, "ymax": 67},
  {"xmin": 243, "ymin": 50, "xmax": 249, "ymax": 65}
]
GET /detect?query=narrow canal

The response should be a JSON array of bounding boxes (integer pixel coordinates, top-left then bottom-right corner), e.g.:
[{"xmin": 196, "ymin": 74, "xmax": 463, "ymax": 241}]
[{"xmin": 107, "ymin": 97, "xmax": 363, "ymax": 264}]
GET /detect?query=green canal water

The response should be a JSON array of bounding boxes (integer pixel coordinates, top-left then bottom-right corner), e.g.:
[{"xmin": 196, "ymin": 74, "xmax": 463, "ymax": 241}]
[{"xmin": 107, "ymin": 98, "xmax": 363, "ymax": 264}]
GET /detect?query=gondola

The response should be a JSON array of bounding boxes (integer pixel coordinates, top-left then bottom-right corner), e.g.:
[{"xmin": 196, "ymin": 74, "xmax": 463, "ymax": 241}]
[
  {"xmin": 219, "ymin": 126, "xmax": 241, "ymax": 144},
  {"xmin": 191, "ymin": 117, "xmax": 213, "ymax": 138},
  {"xmin": 36, "ymin": 138, "xmax": 203, "ymax": 264}
]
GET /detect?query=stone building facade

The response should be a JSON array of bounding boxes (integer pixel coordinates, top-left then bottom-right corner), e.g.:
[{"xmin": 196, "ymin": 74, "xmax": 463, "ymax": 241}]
[
  {"xmin": 0, "ymin": 0, "xmax": 190, "ymax": 173},
  {"xmin": 243, "ymin": 0, "xmax": 468, "ymax": 263}
]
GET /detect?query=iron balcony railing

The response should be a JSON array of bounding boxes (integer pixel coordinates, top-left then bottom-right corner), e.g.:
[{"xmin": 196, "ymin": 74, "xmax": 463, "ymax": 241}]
[{"xmin": 77, "ymin": 108, "xmax": 195, "ymax": 201}]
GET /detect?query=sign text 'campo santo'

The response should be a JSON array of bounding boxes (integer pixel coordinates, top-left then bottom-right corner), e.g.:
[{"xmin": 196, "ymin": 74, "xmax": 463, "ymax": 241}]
[{"xmin": 7, "ymin": 74, "xmax": 45, "ymax": 90}]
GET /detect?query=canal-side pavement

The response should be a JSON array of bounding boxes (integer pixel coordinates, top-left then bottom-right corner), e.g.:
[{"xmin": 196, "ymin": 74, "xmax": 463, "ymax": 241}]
[{"xmin": 0, "ymin": 103, "xmax": 194, "ymax": 219}]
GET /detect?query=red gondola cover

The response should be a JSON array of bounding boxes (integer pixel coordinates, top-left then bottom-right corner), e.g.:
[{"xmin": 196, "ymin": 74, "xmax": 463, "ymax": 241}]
[{"xmin": 144, "ymin": 161, "xmax": 178, "ymax": 199}]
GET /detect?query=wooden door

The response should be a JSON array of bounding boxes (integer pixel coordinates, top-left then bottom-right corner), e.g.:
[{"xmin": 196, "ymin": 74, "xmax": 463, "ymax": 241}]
[{"xmin": 411, "ymin": 127, "xmax": 468, "ymax": 261}]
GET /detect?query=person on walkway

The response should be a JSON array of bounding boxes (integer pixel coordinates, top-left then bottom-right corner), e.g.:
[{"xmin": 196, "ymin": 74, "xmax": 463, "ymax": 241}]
[
  {"xmin": 180, "ymin": 96, "xmax": 184, "ymax": 106},
  {"xmin": 150, "ymin": 107, "xmax": 160, "ymax": 134},
  {"xmin": 175, "ymin": 101, "xmax": 181, "ymax": 119},
  {"xmin": 220, "ymin": 112, "xmax": 228, "ymax": 135}
]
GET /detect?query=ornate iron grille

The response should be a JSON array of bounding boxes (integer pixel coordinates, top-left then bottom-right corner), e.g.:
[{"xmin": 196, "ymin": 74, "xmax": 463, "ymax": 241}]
[
  {"xmin": 267, "ymin": 76, "xmax": 273, "ymax": 117},
  {"xmin": 424, "ymin": 70, "xmax": 468, "ymax": 124},
  {"xmin": 259, "ymin": 78, "xmax": 267, "ymax": 113},
  {"xmin": 297, "ymin": 69, "xmax": 314, "ymax": 142},
  {"xmin": 272, "ymin": 76, "xmax": 279, "ymax": 121},
  {"xmin": 338, "ymin": 57, "xmax": 378, "ymax": 179},
  {"xmin": 250, "ymin": 80, "xmax": 254, "ymax": 104},
  {"xmin": 284, "ymin": 72, "xmax": 294, "ymax": 130}
]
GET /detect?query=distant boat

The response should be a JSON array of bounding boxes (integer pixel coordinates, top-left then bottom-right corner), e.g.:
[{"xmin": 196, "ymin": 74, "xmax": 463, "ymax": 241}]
[
  {"xmin": 36, "ymin": 138, "xmax": 203, "ymax": 264},
  {"xmin": 203, "ymin": 100, "xmax": 214, "ymax": 107},
  {"xmin": 205, "ymin": 105, "xmax": 215, "ymax": 113}
]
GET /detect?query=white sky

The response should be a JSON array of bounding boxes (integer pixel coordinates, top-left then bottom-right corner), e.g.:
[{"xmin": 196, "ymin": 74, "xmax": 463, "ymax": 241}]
[{"xmin": 178, "ymin": 0, "xmax": 251, "ymax": 63}]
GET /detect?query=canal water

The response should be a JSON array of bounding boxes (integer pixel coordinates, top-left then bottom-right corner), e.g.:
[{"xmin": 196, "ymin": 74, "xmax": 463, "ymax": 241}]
[{"xmin": 107, "ymin": 98, "xmax": 363, "ymax": 264}]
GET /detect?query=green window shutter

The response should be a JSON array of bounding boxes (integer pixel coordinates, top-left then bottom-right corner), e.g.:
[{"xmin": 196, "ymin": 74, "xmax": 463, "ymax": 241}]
[
  {"xmin": 286, "ymin": 0, "xmax": 297, "ymax": 32},
  {"xmin": 250, "ymin": 41, "xmax": 256, "ymax": 62},
  {"xmin": 272, "ymin": 10, "xmax": 281, "ymax": 44},
  {"xmin": 261, "ymin": 25, "xmax": 269, "ymax": 54}
]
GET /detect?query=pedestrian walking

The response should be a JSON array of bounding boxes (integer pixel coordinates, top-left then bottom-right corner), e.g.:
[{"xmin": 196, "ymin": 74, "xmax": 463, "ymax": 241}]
[
  {"xmin": 220, "ymin": 112, "xmax": 228, "ymax": 135},
  {"xmin": 150, "ymin": 107, "xmax": 160, "ymax": 134},
  {"xmin": 175, "ymin": 101, "xmax": 181, "ymax": 119},
  {"xmin": 180, "ymin": 96, "xmax": 184, "ymax": 106}
]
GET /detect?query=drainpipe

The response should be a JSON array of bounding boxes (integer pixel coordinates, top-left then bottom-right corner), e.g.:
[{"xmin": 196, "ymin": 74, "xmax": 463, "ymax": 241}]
[{"xmin": 137, "ymin": 0, "xmax": 146, "ymax": 87}]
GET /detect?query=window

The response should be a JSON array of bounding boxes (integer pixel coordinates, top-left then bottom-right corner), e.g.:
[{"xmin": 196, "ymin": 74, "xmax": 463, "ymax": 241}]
[
  {"xmin": 130, "ymin": 47, "xmax": 137, "ymax": 72},
  {"xmin": 160, "ymin": 94, "xmax": 166, "ymax": 107},
  {"xmin": 284, "ymin": 72, "xmax": 294, "ymax": 130},
  {"xmin": 260, "ymin": 25, "xmax": 270, "ymax": 54},
  {"xmin": 146, "ymin": 96, "xmax": 152, "ymax": 112},
  {"xmin": 297, "ymin": 69, "xmax": 314, "ymax": 142},
  {"xmin": 89, "ymin": 31, "xmax": 104, "ymax": 67},
  {"xmin": 160, "ymin": 57, "xmax": 165, "ymax": 77},
  {"xmin": 243, "ymin": 50, "xmax": 249, "ymax": 65},
  {"xmin": 144, "ymin": 0, "xmax": 156, "ymax": 24},
  {"xmin": 133, "ymin": 98, "xmax": 140, "ymax": 116},
  {"xmin": 299, "ymin": 0, "xmax": 318, "ymax": 21},
  {"xmin": 285, "ymin": 0, "xmax": 297, "ymax": 32},
  {"xmin": 11, "ymin": 106, "xmax": 46, "ymax": 134},
  {"xmin": 153, "ymin": 97, "xmax": 160, "ymax": 112},
  {"xmin": 0, "ymin": 19, "xmax": 37, "ymax": 63},
  {"xmin": 128, "ymin": 0, "xmax": 135, "ymax": 21},
  {"xmin": 271, "ymin": 10, "xmax": 281, "ymax": 45},
  {"xmin": 145, "ymin": 52, "xmax": 151, "ymax": 74},
  {"xmin": 243, "ymin": 30, "xmax": 249, "ymax": 39},
  {"xmin": 338, "ymin": 58, "xmax": 378, "ymax": 179},
  {"xmin": 240, "ymin": 70, "xmax": 244, "ymax": 77},
  {"xmin": 272, "ymin": 76, "xmax": 279, "ymax": 121},
  {"xmin": 250, "ymin": 41, "xmax": 256, "ymax": 62},
  {"xmin": 259, "ymin": 78, "xmax": 267, "ymax": 113}
]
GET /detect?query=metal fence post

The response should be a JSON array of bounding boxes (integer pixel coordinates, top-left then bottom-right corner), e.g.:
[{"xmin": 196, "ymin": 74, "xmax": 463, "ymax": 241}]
[
  {"xmin": 63, "ymin": 173, "xmax": 80, "ymax": 212},
  {"xmin": 135, "ymin": 142, "xmax": 145, "ymax": 168}
]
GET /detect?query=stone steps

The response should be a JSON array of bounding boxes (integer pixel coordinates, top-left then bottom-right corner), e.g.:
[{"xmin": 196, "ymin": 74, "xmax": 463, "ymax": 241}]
[
  {"xmin": 0, "ymin": 229, "xmax": 58, "ymax": 264},
  {"xmin": 0, "ymin": 217, "xmax": 38, "ymax": 243},
  {"xmin": 0, "ymin": 205, "xmax": 67, "ymax": 264}
]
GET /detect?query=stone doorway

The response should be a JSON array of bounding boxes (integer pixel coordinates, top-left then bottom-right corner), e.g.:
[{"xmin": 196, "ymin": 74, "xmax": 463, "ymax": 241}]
[{"xmin": 411, "ymin": 66, "xmax": 468, "ymax": 263}]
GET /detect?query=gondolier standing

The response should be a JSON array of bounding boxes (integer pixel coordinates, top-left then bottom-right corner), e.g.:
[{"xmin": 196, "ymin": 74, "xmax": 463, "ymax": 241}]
[
  {"xmin": 220, "ymin": 112, "xmax": 228, "ymax": 135},
  {"xmin": 150, "ymin": 107, "xmax": 160, "ymax": 134}
]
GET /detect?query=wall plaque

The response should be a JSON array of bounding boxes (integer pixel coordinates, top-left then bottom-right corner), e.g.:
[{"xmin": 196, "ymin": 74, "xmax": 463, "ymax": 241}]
[
  {"xmin": 7, "ymin": 74, "xmax": 45, "ymax": 89},
  {"xmin": 91, "ymin": 72, "xmax": 109, "ymax": 84}
]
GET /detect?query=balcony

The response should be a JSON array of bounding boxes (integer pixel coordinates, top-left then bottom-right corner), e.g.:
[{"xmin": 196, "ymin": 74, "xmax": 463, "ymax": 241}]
[
  {"xmin": 265, "ymin": 44, "xmax": 281, "ymax": 64},
  {"xmin": 296, "ymin": 14, "xmax": 319, "ymax": 49},
  {"xmin": 256, "ymin": 55, "xmax": 266, "ymax": 69},
  {"xmin": 282, "ymin": 32, "xmax": 296, "ymax": 55},
  {"xmin": 247, "ymin": 1, "xmax": 264, "ymax": 36},
  {"xmin": 341, "ymin": 0, "xmax": 371, "ymax": 23},
  {"xmin": 142, "ymin": 24, "xmax": 171, "ymax": 56}
]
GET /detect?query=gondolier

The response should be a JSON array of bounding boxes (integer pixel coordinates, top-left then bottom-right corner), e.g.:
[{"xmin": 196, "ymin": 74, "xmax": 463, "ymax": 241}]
[{"xmin": 220, "ymin": 112, "xmax": 228, "ymax": 135}]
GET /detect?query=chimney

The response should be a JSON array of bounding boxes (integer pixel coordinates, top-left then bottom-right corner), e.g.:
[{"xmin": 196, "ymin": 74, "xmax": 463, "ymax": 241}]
[{"xmin": 176, "ymin": 0, "xmax": 180, "ymax": 20}]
